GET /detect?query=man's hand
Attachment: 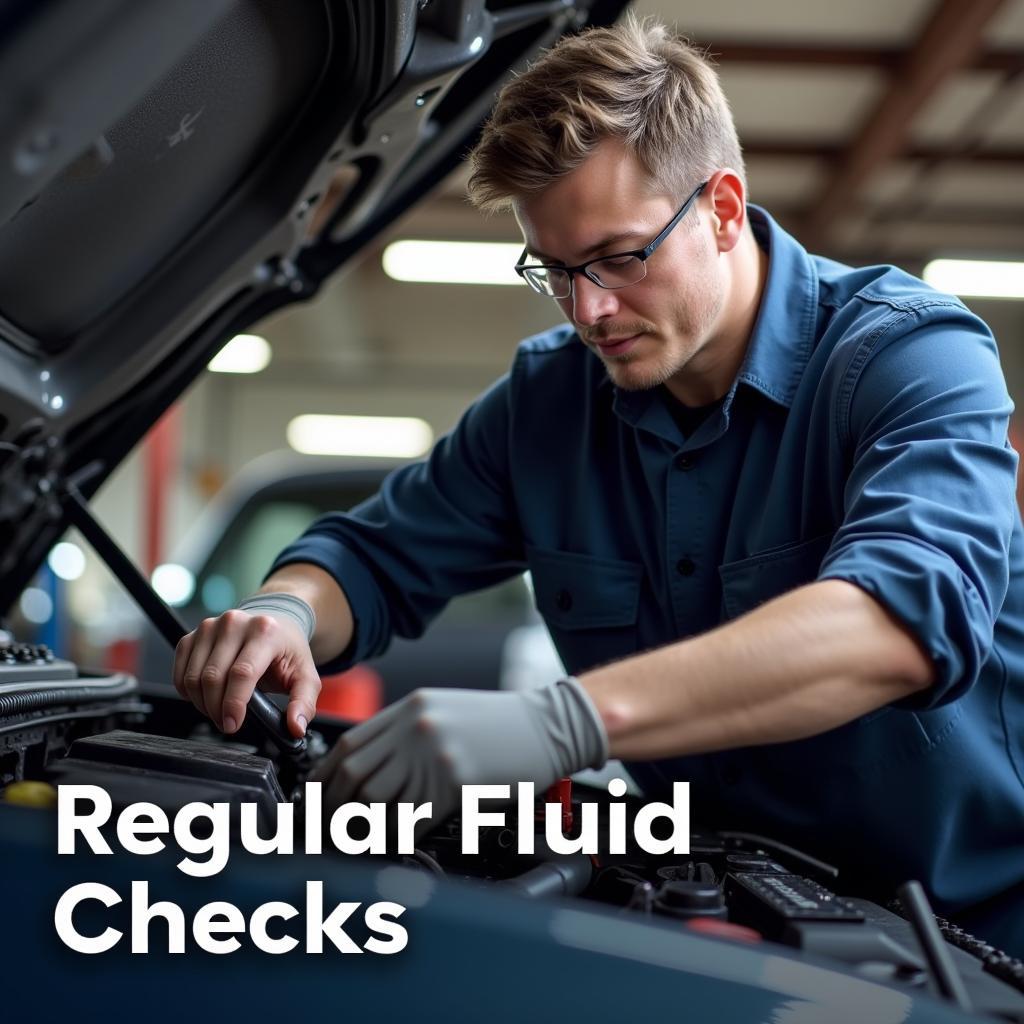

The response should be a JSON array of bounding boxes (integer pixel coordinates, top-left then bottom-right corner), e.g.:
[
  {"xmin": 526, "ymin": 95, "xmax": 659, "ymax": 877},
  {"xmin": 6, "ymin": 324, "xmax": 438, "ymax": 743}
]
[
  {"xmin": 173, "ymin": 606, "xmax": 321, "ymax": 739},
  {"xmin": 310, "ymin": 679, "xmax": 608, "ymax": 824}
]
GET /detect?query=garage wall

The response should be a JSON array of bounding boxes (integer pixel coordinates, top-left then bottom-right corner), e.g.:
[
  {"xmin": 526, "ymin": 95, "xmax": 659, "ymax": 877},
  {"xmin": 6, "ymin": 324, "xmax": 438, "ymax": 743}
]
[{"xmin": 88, "ymin": 266, "xmax": 1024, "ymax": 570}]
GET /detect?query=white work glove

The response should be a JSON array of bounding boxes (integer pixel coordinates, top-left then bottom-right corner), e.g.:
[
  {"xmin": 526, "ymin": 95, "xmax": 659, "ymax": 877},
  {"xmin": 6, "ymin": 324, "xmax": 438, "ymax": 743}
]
[
  {"xmin": 310, "ymin": 678, "xmax": 608, "ymax": 824},
  {"xmin": 235, "ymin": 592, "xmax": 316, "ymax": 640}
]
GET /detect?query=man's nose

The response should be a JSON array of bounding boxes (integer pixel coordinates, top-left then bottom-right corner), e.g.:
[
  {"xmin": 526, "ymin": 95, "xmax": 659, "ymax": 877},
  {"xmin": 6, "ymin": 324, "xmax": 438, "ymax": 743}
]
[{"xmin": 570, "ymin": 273, "xmax": 619, "ymax": 327}]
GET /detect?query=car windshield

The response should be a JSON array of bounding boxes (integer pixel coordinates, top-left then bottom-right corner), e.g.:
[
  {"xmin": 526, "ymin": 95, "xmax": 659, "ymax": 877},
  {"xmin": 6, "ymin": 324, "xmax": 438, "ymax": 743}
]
[
  {"xmin": 199, "ymin": 499, "xmax": 325, "ymax": 612},
  {"xmin": 195, "ymin": 483, "xmax": 529, "ymax": 623}
]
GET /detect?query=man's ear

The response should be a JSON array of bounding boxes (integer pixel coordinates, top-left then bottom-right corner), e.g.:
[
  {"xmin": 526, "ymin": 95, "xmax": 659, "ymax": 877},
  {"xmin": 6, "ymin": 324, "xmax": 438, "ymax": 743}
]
[{"xmin": 705, "ymin": 170, "xmax": 746, "ymax": 255}]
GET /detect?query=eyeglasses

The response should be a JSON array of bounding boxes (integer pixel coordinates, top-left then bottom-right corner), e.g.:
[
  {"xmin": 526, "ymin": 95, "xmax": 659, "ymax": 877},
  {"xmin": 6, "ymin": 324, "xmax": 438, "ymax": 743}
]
[{"xmin": 514, "ymin": 180, "xmax": 709, "ymax": 299}]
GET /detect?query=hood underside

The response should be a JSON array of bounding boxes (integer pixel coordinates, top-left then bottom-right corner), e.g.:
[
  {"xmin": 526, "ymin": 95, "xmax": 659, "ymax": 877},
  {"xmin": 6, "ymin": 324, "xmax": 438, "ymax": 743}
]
[{"xmin": 0, "ymin": 0, "xmax": 629, "ymax": 612}]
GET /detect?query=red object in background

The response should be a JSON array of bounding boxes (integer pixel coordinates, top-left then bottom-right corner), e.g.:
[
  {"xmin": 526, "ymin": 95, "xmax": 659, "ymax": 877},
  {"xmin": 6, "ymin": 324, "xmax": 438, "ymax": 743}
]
[
  {"xmin": 144, "ymin": 404, "xmax": 182, "ymax": 575},
  {"xmin": 106, "ymin": 404, "xmax": 182, "ymax": 678},
  {"xmin": 317, "ymin": 664, "xmax": 384, "ymax": 721},
  {"xmin": 105, "ymin": 638, "xmax": 139, "ymax": 674}
]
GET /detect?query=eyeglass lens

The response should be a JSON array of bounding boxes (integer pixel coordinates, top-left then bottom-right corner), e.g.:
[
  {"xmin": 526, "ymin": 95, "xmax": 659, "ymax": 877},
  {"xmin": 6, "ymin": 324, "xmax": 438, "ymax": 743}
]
[{"xmin": 524, "ymin": 255, "xmax": 646, "ymax": 298}]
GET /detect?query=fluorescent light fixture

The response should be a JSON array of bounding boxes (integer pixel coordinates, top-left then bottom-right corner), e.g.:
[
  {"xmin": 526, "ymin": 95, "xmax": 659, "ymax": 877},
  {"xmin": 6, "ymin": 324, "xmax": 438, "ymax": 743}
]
[
  {"xmin": 208, "ymin": 333, "xmax": 272, "ymax": 373},
  {"xmin": 19, "ymin": 587, "xmax": 53, "ymax": 625},
  {"xmin": 151, "ymin": 563, "xmax": 196, "ymax": 607},
  {"xmin": 201, "ymin": 574, "xmax": 237, "ymax": 613},
  {"xmin": 923, "ymin": 259, "xmax": 1024, "ymax": 300},
  {"xmin": 48, "ymin": 541, "xmax": 86, "ymax": 581},
  {"xmin": 287, "ymin": 414, "xmax": 433, "ymax": 458},
  {"xmin": 383, "ymin": 240, "xmax": 525, "ymax": 286}
]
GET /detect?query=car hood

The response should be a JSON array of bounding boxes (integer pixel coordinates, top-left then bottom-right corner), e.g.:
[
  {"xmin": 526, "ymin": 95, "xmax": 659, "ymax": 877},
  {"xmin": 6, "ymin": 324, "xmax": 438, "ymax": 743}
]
[{"xmin": 0, "ymin": 0, "xmax": 628, "ymax": 612}]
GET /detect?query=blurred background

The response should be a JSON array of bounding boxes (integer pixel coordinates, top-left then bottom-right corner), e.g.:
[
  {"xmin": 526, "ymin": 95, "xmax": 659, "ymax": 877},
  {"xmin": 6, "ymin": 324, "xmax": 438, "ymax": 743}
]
[{"xmin": 16, "ymin": 0, "xmax": 1024, "ymax": 706}]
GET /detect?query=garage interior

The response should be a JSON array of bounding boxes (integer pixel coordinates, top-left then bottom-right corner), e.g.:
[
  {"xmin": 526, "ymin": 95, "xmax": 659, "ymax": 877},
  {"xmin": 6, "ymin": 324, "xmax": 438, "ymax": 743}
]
[
  {"xmin": 14, "ymin": 0, "xmax": 1024, "ymax": 679},
  {"xmin": 3, "ymin": 0, "xmax": 1024, "ymax": 1012}
]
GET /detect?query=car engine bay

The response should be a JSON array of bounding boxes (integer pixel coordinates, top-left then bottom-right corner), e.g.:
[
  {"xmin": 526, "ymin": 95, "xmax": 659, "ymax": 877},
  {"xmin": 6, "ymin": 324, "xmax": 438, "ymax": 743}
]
[{"xmin": 2, "ymin": 645, "xmax": 1023, "ymax": 1021}]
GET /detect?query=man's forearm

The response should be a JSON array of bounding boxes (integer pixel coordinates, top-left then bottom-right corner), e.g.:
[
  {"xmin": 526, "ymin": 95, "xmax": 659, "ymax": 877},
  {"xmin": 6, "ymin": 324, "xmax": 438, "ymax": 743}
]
[
  {"xmin": 578, "ymin": 579, "xmax": 936, "ymax": 761},
  {"xmin": 259, "ymin": 563, "xmax": 355, "ymax": 665}
]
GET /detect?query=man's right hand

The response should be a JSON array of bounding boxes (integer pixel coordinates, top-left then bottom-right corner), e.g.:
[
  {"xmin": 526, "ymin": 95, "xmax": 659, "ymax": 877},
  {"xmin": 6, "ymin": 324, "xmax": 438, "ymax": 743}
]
[{"xmin": 172, "ymin": 608, "xmax": 321, "ymax": 740}]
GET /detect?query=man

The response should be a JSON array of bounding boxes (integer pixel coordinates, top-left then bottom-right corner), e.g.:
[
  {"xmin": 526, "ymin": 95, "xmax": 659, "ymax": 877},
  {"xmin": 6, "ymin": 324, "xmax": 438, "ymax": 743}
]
[{"xmin": 174, "ymin": 18, "xmax": 1024, "ymax": 953}]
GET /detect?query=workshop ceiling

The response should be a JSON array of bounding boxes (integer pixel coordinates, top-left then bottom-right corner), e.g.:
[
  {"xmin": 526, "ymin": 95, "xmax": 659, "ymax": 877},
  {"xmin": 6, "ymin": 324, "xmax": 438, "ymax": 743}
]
[
  {"xmin": 409, "ymin": 0, "xmax": 1024, "ymax": 267},
  {"xmin": 263, "ymin": 0, "xmax": 1024, "ymax": 390}
]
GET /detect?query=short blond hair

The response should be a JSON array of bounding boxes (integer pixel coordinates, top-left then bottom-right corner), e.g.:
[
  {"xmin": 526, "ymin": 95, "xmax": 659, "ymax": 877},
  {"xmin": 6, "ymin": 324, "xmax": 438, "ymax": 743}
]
[{"xmin": 467, "ymin": 16, "xmax": 744, "ymax": 213}]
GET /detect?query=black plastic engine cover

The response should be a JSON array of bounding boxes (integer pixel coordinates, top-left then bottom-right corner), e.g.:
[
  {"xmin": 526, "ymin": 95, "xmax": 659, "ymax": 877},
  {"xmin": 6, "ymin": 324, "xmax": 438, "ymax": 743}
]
[{"xmin": 48, "ymin": 729, "xmax": 285, "ymax": 825}]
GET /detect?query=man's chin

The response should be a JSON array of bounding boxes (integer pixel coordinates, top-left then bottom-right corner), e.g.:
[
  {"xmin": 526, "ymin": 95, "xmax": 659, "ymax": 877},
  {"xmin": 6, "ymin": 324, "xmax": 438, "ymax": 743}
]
[{"xmin": 602, "ymin": 356, "xmax": 669, "ymax": 392}]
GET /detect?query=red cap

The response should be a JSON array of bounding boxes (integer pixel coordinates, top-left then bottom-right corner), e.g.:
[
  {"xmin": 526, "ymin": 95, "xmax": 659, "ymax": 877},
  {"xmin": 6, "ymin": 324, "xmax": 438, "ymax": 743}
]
[{"xmin": 539, "ymin": 778, "xmax": 574, "ymax": 832}]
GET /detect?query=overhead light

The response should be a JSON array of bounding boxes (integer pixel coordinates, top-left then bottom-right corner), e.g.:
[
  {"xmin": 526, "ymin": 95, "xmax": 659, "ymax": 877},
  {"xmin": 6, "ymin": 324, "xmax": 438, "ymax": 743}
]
[
  {"xmin": 287, "ymin": 414, "xmax": 433, "ymax": 458},
  {"xmin": 208, "ymin": 333, "xmax": 272, "ymax": 373},
  {"xmin": 151, "ymin": 563, "xmax": 196, "ymax": 607},
  {"xmin": 382, "ymin": 240, "xmax": 525, "ymax": 286},
  {"xmin": 201, "ymin": 574, "xmax": 237, "ymax": 613},
  {"xmin": 48, "ymin": 541, "xmax": 86, "ymax": 581},
  {"xmin": 923, "ymin": 259, "xmax": 1024, "ymax": 300},
  {"xmin": 19, "ymin": 588, "xmax": 53, "ymax": 625}
]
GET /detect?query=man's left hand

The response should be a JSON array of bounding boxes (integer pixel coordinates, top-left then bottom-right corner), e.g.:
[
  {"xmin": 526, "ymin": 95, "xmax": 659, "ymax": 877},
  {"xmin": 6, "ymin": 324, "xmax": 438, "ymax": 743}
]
[{"xmin": 310, "ymin": 679, "xmax": 608, "ymax": 824}]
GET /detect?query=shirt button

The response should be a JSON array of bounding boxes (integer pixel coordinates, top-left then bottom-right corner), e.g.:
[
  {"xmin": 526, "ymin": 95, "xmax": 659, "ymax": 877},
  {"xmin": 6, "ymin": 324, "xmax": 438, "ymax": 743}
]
[
  {"xmin": 722, "ymin": 765, "xmax": 742, "ymax": 786},
  {"xmin": 676, "ymin": 558, "xmax": 696, "ymax": 577},
  {"xmin": 675, "ymin": 453, "xmax": 697, "ymax": 471},
  {"xmin": 555, "ymin": 589, "xmax": 573, "ymax": 612}
]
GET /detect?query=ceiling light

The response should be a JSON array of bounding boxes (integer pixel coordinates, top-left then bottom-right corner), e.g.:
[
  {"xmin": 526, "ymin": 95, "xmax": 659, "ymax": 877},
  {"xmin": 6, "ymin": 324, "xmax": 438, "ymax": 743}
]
[
  {"xmin": 287, "ymin": 415, "xmax": 434, "ymax": 458},
  {"xmin": 382, "ymin": 241, "xmax": 525, "ymax": 286},
  {"xmin": 19, "ymin": 587, "xmax": 53, "ymax": 625},
  {"xmin": 208, "ymin": 333, "xmax": 272, "ymax": 373},
  {"xmin": 923, "ymin": 259, "xmax": 1024, "ymax": 300},
  {"xmin": 201, "ymin": 574, "xmax": 237, "ymax": 613},
  {"xmin": 151, "ymin": 564, "xmax": 196, "ymax": 607},
  {"xmin": 48, "ymin": 542, "xmax": 86, "ymax": 581}
]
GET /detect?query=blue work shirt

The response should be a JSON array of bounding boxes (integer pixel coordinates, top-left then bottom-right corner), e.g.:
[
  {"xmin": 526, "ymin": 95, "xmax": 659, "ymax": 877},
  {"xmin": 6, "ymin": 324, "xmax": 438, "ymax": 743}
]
[{"xmin": 274, "ymin": 207, "xmax": 1024, "ymax": 952}]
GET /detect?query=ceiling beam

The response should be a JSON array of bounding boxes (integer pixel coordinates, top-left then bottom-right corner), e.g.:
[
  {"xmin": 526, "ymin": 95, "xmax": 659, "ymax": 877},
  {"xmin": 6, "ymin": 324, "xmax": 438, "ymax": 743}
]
[
  {"xmin": 798, "ymin": 0, "xmax": 1011, "ymax": 249},
  {"xmin": 741, "ymin": 140, "xmax": 1024, "ymax": 165},
  {"xmin": 698, "ymin": 41, "xmax": 1024, "ymax": 73},
  {"xmin": 800, "ymin": 204, "xmax": 1024, "ymax": 227},
  {"xmin": 399, "ymin": 195, "xmax": 1024, "ymax": 236}
]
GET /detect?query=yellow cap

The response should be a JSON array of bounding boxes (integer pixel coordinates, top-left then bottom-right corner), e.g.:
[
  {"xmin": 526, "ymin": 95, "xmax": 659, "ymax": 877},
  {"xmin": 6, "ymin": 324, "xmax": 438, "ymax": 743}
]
[{"xmin": 3, "ymin": 780, "xmax": 58, "ymax": 808}]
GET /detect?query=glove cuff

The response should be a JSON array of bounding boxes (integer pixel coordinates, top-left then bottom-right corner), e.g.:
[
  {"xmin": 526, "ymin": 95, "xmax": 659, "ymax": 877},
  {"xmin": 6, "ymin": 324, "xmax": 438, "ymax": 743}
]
[
  {"xmin": 521, "ymin": 676, "xmax": 609, "ymax": 779},
  {"xmin": 237, "ymin": 592, "xmax": 316, "ymax": 641},
  {"xmin": 557, "ymin": 676, "xmax": 610, "ymax": 770}
]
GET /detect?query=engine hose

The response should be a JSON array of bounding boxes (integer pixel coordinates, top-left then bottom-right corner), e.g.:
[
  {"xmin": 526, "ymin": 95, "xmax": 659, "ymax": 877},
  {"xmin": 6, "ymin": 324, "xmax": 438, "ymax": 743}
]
[{"xmin": 0, "ymin": 677, "xmax": 137, "ymax": 716}]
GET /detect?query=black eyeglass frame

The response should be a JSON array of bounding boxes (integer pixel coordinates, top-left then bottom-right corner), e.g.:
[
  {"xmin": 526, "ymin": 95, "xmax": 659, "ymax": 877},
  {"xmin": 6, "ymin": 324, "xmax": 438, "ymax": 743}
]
[{"xmin": 514, "ymin": 180, "xmax": 710, "ymax": 298}]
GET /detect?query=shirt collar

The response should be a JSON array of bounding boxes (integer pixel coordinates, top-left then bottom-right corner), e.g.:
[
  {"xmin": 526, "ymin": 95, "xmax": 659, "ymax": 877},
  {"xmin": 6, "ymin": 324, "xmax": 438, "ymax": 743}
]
[
  {"xmin": 736, "ymin": 204, "xmax": 818, "ymax": 410},
  {"xmin": 610, "ymin": 204, "xmax": 819, "ymax": 437}
]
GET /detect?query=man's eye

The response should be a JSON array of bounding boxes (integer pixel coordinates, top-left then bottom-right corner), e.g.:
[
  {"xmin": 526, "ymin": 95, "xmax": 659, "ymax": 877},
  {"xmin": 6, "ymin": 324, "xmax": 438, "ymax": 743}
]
[{"xmin": 598, "ymin": 256, "xmax": 635, "ymax": 267}]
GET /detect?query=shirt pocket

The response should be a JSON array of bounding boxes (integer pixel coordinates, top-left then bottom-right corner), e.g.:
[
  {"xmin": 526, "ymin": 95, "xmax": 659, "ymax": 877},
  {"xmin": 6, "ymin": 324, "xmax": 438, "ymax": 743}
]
[
  {"xmin": 719, "ymin": 532, "xmax": 834, "ymax": 621},
  {"xmin": 526, "ymin": 545, "xmax": 643, "ymax": 673}
]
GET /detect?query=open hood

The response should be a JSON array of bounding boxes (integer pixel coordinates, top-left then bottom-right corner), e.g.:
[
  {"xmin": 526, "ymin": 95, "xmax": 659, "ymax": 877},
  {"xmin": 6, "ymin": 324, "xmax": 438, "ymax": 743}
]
[{"xmin": 0, "ymin": 0, "xmax": 629, "ymax": 612}]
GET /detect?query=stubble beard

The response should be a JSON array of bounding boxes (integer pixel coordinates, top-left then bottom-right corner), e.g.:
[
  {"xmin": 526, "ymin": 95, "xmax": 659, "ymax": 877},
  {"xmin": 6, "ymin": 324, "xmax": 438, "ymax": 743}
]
[
  {"xmin": 601, "ymin": 342, "xmax": 678, "ymax": 391},
  {"xmin": 600, "ymin": 299, "xmax": 719, "ymax": 393},
  {"xmin": 582, "ymin": 236, "xmax": 725, "ymax": 392},
  {"xmin": 606, "ymin": 266, "xmax": 724, "ymax": 393}
]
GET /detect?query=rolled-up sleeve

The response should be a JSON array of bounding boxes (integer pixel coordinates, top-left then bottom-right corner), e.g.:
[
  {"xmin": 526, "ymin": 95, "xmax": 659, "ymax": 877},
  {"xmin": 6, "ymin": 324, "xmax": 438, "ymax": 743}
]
[
  {"xmin": 269, "ymin": 370, "xmax": 526, "ymax": 672},
  {"xmin": 818, "ymin": 304, "xmax": 1018, "ymax": 707}
]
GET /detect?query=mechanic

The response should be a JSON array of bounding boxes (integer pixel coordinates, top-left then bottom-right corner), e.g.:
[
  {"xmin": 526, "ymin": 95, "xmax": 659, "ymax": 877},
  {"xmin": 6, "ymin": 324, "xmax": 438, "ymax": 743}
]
[{"xmin": 174, "ymin": 17, "xmax": 1024, "ymax": 955}]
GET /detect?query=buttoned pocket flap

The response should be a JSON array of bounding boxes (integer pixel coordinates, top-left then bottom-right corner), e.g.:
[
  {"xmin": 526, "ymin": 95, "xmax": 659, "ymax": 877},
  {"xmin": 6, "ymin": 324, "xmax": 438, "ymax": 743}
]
[
  {"xmin": 719, "ymin": 532, "xmax": 834, "ymax": 619},
  {"xmin": 527, "ymin": 546, "xmax": 642, "ymax": 630}
]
